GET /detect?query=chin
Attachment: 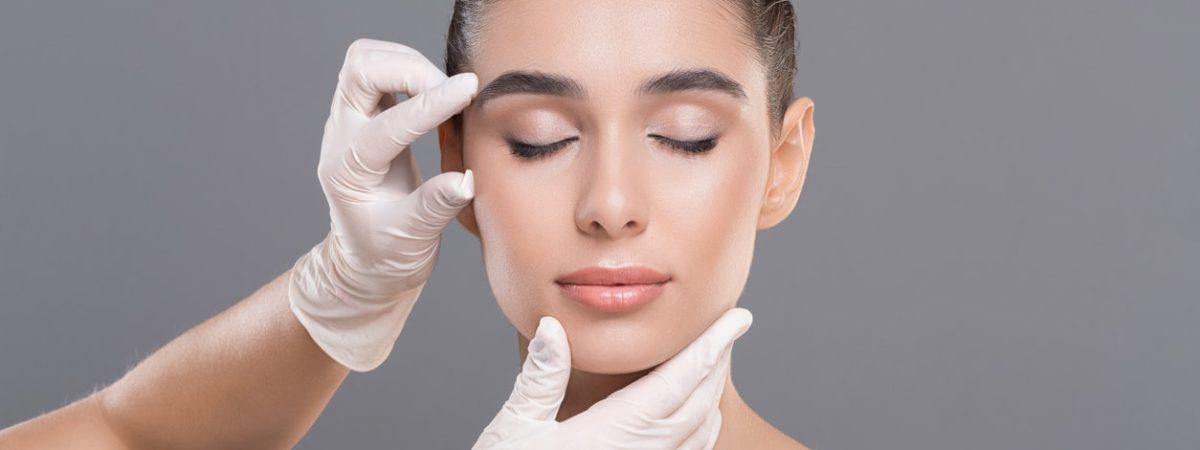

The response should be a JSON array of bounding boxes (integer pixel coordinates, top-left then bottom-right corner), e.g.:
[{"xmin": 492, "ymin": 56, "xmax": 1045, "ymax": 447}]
[
  {"xmin": 501, "ymin": 292, "xmax": 698, "ymax": 375},
  {"xmin": 555, "ymin": 313, "xmax": 687, "ymax": 374}
]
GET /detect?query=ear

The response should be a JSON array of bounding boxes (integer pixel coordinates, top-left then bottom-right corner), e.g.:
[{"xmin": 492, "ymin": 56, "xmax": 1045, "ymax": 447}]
[
  {"xmin": 757, "ymin": 96, "xmax": 815, "ymax": 230},
  {"xmin": 437, "ymin": 119, "xmax": 481, "ymax": 236}
]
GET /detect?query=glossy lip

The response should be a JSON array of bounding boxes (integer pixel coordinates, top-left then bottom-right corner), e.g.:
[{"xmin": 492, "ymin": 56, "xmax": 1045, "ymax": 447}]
[{"xmin": 555, "ymin": 266, "xmax": 671, "ymax": 313}]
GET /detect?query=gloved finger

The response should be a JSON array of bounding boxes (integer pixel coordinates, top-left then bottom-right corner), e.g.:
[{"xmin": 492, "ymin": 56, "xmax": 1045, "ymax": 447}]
[
  {"xmin": 607, "ymin": 307, "xmax": 752, "ymax": 419},
  {"xmin": 667, "ymin": 343, "xmax": 732, "ymax": 436},
  {"xmin": 376, "ymin": 91, "xmax": 398, "ymax": 111},
  {"xmin": 502, "ymin": 316, "xmax": 572, "ymax": 422},
  {"xmin": 677, "ymin": 407, "xmax": 723, "ymax": 450},
  {"xmin": 342, "ymin": 72, "xmax": 478, "ymax": 186},
  {"xmin": 393, "ymin": 169, "xmax": 475, "ymax": 240},
  {"xmin": 331, "ymin": 38, "xmax": 449, "ymax": 117}
]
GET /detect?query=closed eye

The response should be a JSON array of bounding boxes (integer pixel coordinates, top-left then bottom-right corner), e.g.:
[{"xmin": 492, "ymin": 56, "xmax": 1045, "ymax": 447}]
[
  {"xmin": 505, "ymin": 134, "xmax": 719, "ymax": 160},
  {"xmin": 506, "ymin": 137, "xmax": 578, "ymax": 160},
  {"xmin": 649, "ymin": 134, "xmax": 719, "ymax": 154}
]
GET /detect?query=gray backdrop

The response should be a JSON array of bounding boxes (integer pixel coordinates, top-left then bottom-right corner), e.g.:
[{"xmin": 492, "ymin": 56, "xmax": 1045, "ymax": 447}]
[{"xmin": 1, "ymin": 1, "xmax": 1196, "ymax": 449}]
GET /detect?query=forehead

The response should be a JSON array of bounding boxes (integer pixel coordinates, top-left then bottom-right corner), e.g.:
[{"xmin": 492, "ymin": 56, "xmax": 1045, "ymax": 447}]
[{"xmin": 471, "ymin": 0, "xmax": 764, "ymax": 100}]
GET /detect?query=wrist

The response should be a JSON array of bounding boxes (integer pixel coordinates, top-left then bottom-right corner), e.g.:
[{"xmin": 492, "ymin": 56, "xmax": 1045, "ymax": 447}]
[{"xmin": 286, "ymin": 236, "xmax": 423, "ymax": 372}]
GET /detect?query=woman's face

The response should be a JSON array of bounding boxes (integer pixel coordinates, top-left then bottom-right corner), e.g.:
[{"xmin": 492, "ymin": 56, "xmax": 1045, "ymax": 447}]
[{"xmin": 441, "ymin": 0, "xmax": 807, "ymax": 374}]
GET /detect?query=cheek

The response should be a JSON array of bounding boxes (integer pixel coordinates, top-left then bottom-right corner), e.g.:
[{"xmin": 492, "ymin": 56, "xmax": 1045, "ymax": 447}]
[
  {"xmin": 465, "ymin": 132, "xmax": 768, "ymax": 374},
  {"xmin": 469, "ymin": 158, "xmax": 564, "ymax": 339},
  {"xmin": 655, "ymin": 144, "xmax": 766, "ymax": 353}
]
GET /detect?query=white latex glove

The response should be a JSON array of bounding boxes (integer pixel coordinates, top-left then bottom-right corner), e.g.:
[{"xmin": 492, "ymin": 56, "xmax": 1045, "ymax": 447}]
[
  {"xmin": 472, "ymin": 308, "xmax": 754, "ymax": 450},
  {"xmin": 288, "ymin": 38, "xmax": 479, "ymax": 371}
]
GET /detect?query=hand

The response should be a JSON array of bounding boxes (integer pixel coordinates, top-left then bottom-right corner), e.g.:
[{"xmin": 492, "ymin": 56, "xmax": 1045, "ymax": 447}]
[
  {"xmin": 288, "ymin": 38, "xmax": 479, "ymax": 371},
  {"xmin": 472, "ymin": 308, "xmax": 754, "ymax": 450}
]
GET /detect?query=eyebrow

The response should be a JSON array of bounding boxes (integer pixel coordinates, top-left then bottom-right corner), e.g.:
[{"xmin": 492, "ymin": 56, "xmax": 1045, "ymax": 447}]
[{"xmin": 473, "ymin": 68, "xmax": 748, "ymax": 108}]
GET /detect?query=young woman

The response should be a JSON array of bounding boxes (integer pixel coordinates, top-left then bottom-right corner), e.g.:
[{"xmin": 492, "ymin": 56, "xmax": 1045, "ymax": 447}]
[
  {"xmin": 438, "ymin": 1, "xmax": 814, "ymax": 447},
  {"xmin": 0, "ymin": 1, "xmax": 814, "ymax": 448}
]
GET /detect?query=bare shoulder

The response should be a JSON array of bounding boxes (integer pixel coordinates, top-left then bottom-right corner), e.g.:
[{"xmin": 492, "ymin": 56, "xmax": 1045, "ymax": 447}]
[
  {"xmin": 768, "ymin": 428, "xmax": 812, "ymax": 450},
  {"xmin": 748, "ymin": 416, "xmax": 811, "ymax": 450},
  {"xmin": 716, "ymin": 399, "xmax": 812, "ymax": 450}
]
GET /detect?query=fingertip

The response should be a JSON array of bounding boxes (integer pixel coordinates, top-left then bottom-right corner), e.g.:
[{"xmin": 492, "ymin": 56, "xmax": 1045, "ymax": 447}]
[
  {"xmin": 440, "ymin": 181, "xmax": 469, "ymax": 210},
  {"xmin": 536, "ymin": 316, "xmax": 565, "ymax": 342},
  {"xmin": 531, "ymin": 316, "xmax": 568, "ymax": 365},
  {"xmin": 700, "ymin": 308, "xmax": 752, "ymax": 358},
  {"xmin": 507, "ymin": 315, "xmax": 570, "ymax": 422},
  {"xmin": 448, "ymin": 72, "xmax": 479, "ymax": 96},
  {"xmin": 401, "ymin": 171, "xmax": 476, "ymax": 239},
  {"xmin": 730, "ymin": 307, "xmax": 753, "ymax": 338},
  {"xmin": 729, "ymin": 306, "xmax": 753, "ymax": 323},
  {"xmin": 458, "ymin": 168, "xmax": 475, "ymax": 201}
]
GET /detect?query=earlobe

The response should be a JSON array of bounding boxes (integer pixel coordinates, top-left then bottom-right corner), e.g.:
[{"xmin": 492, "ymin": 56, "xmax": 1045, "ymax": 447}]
[
  {"xmin": 758, "ymin": 97, "xmax": 815, "ymax": 230},
  {"xmin": 437, "ymin": 121, "xmax": 482, "ymax": 236}
]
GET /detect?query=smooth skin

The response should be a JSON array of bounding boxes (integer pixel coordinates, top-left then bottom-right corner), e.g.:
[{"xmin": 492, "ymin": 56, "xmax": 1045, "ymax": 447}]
[
  {"xmin": 1, "ymin": 37, "xmax": 478, "ymax": 449},
  {"xmin": 0, "ymin": 270, "xmax": 349, "ymax": 450},
  {"xmin": 0, "ymin": 28, "xmax": 808, "ymax": 448},
  {"xmin": 0, "ymin": 38, "xmax": 467, "ymax": 449},
  {"xmin": 437, "ymin": 1, "xmax": 816, "ymax": 448}
]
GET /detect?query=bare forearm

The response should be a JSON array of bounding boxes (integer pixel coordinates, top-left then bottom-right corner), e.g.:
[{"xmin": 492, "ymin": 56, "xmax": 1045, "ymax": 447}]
[
  {"xmin": 2, "ymin": 268, "xmax": 351, "ymax": 449},
  {"xmin": 99, "ymin": 268, "xmax": 350, "ymax": 449},
  {"xmin": 0, "ymin": 394, "xmax": 128, "ymax": 449}
]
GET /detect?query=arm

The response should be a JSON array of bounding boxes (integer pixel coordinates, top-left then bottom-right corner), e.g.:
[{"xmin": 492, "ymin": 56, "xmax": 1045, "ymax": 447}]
[
  {"xmin": 0, "ymin": 269, "xmax": 350, "ymax": 450},
  {"xmin": 1, "ymin": 38, "xmax": 478, "ymax": 449}
]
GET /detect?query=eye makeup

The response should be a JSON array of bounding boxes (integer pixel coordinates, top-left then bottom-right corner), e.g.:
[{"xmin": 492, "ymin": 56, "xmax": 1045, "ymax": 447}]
[
  {"xmin": 504, "ymin": 133, "xmax": 720, "ymax": 160},
  {"xmin": 649, "ymin": 133, "xmax": 719, "ymax": 154},
  {"xmin": 491, "ymin": 95, "xmax": 729, "ymax": 161},
  {"xmin": 505, "ymin": 136, "xmax": 579, "ymax": 160}
]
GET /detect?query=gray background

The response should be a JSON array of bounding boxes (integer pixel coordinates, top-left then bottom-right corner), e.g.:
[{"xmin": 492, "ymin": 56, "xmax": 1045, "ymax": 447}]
[{"xmin": 1, "ymin": 1, "xmax": 1196, "ymax": 449}]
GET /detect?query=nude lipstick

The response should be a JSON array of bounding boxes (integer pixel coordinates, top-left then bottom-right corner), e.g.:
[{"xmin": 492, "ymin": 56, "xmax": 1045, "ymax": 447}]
[{"xmin": 555, "ymin": 266, "xmax": 670, "ymax": 313}]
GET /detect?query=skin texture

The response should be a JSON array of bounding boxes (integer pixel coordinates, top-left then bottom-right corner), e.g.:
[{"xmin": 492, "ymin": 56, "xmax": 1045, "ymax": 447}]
[
  {"xmin": 437, "ymin": 0, "xmax": 816, "ymax": 448},
  {"xmin": 0, "ymin": 1, "xmax": 814, "ymax": 447},
  {"xmin": 0, "ymin": 270, "xmax": 351, "ymax": 449}
]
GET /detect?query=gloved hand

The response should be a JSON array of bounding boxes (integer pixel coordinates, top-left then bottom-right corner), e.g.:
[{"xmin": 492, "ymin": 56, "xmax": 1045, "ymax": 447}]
[
  {"xmin": 288, "ymin": 38, "xmax": 479, "ymax": 372},
  {"xmin": 472, "ymin": 308, "xmax": 754, "ymax": 450}
]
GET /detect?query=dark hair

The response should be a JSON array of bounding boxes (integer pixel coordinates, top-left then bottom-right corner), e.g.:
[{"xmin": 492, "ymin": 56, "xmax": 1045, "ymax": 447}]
[{"xmin": 444, "ymin": 0, "xmax": 798, "ymax": 138}]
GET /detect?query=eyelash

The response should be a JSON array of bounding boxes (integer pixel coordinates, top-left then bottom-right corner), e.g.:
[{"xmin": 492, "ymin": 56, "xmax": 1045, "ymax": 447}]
[
  {"xmin": 506, "ymin": 135, "xmax": 719, "ymax": 159},
  {"xmin": 507, "ymin": 137, "xmax": 577, "ymax": 160},
  {"xmin": 651, "ymin": 134, "xmax": 719, "ymax": 154}
]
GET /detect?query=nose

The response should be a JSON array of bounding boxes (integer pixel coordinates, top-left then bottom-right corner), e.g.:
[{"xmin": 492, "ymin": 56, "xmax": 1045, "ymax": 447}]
[{"xmin": 574, "ymin": 135, "xmax": 649, "ymax": 240}]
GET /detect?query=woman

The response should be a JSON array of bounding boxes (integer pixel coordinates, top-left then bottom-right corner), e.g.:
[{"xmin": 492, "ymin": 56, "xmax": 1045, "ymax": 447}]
[
  {"xmin": 439, "ymin": 0, "xmax": 814, "ymax": 447},
  {"xmin": 0, "ymin": 1, "xmax": 814, "ymax": 448}
]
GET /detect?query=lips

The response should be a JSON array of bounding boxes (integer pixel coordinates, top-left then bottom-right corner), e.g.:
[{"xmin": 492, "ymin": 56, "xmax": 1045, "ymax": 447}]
[
  {"xmin": 556, "ymin": 266, "xmax": 671, "ymax": 286},
  {"xmin": 555, "ymin": 266, "xmax": 670, "ymax": 312}
]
